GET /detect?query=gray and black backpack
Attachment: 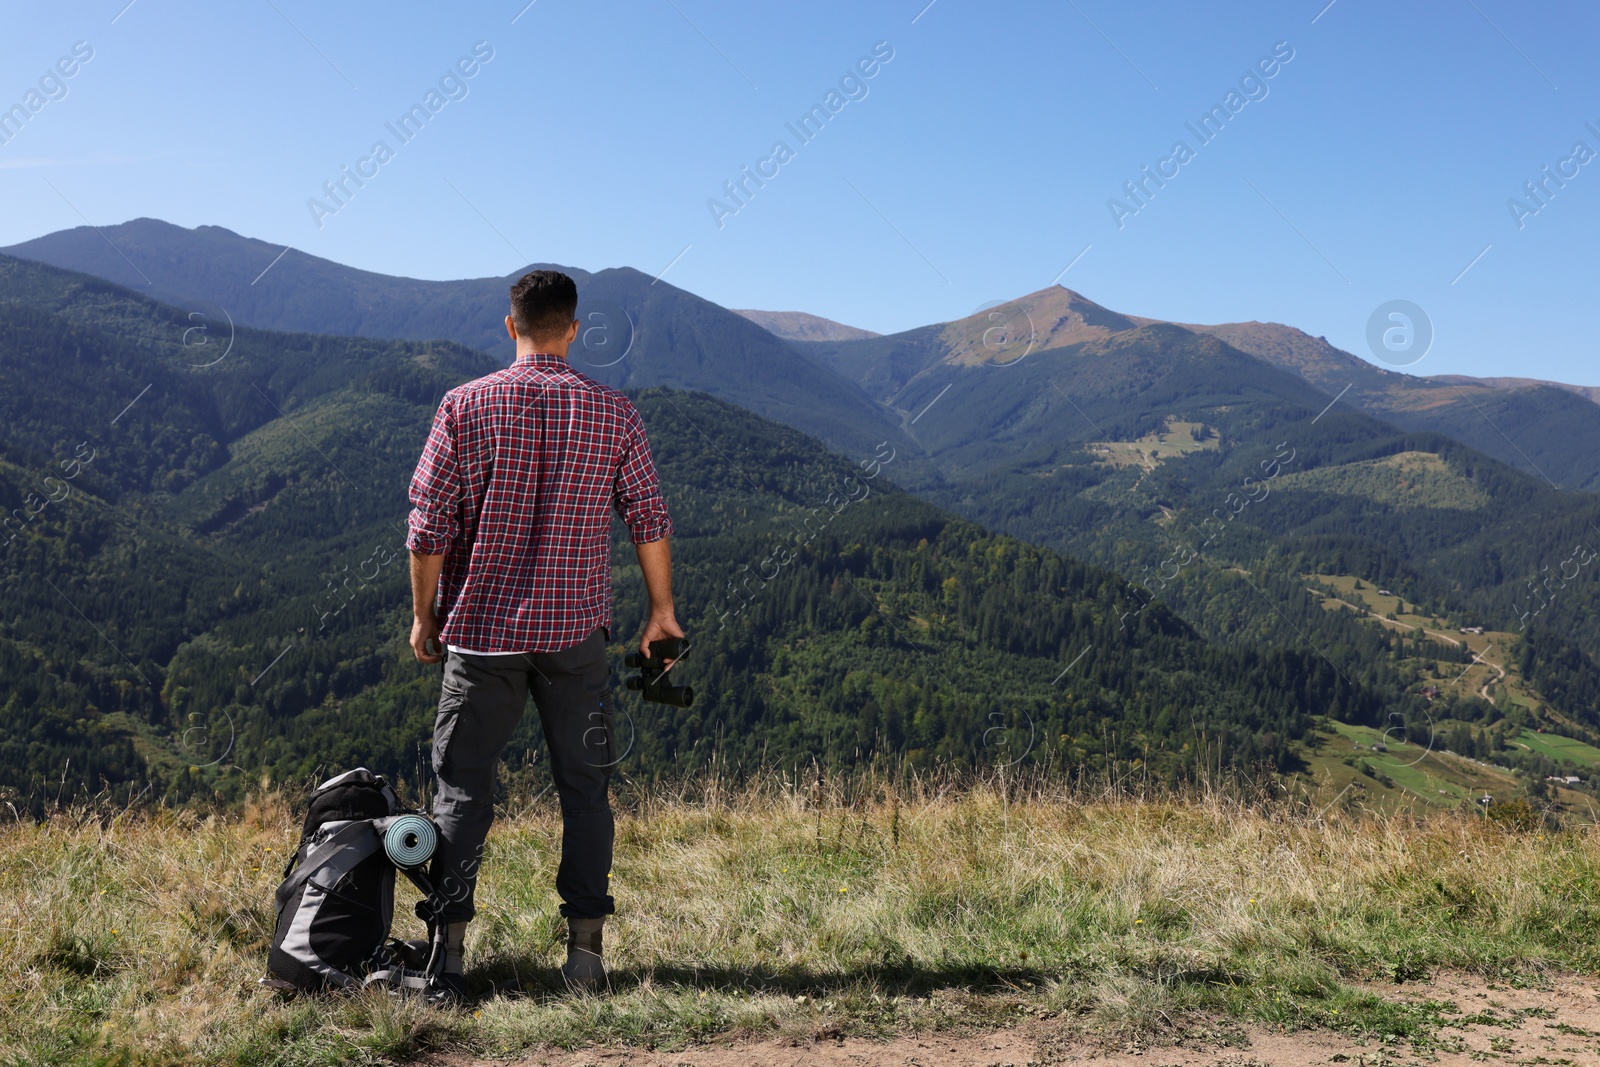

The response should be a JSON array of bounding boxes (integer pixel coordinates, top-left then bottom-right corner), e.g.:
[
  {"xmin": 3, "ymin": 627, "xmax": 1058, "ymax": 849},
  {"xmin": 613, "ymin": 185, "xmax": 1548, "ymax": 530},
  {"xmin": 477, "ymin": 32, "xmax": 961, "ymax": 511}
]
[{"xmin": 264, "ymin": 768, "xmax": 447, "ymax": 995}]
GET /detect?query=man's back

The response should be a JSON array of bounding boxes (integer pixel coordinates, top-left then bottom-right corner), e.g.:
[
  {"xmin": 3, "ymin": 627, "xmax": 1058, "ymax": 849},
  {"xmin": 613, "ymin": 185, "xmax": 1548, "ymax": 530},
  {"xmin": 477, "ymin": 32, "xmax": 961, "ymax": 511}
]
[{"xmin": 407, "ymin": 351, "xmax": 672, "ymax": 654}]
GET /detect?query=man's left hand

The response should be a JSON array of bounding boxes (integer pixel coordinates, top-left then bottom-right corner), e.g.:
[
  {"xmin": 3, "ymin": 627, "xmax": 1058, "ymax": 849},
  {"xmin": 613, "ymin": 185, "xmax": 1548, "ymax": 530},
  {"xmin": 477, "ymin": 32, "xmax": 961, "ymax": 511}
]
[{"xmin": 639, "ymin": 610, "xmax": 686, "ymax": 667}]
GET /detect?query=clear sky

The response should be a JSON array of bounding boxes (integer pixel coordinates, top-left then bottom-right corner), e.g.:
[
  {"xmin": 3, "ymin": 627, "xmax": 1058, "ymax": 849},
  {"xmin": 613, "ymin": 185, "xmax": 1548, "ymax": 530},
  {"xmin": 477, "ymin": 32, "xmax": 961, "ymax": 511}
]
[{"xmin": 2, "ymin": 0, "xmax": 1596, "ymax": 383}]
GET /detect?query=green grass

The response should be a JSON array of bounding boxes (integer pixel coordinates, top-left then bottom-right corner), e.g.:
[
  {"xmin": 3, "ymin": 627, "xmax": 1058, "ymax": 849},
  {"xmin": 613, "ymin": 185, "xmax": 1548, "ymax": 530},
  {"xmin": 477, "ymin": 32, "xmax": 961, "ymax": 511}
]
[
  {"xmin": 1319, "ymin": 721, "xmax": 1515, "ymax": 808},
  {"xmin": 4, "ymin": 778, "xmax": 1599, "ymax": 1065},
  {"xmin": 1513, "ymin": 729, "xmax": 1600, "ymax": 770}
]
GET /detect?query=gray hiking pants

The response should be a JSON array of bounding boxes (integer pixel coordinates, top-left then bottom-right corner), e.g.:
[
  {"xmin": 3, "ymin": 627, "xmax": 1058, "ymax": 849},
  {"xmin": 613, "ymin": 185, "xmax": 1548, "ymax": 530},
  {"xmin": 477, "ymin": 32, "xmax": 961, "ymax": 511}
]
[{"xmin": 426, "ymin": 625, "xmax": 616, "ymax": 923}]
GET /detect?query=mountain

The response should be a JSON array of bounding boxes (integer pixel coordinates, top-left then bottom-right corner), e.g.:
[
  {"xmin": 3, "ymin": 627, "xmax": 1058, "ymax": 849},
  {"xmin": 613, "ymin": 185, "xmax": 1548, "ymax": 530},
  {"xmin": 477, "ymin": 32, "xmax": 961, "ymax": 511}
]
[
  {"xmin": 730, "ymin": 309, "xmax": 880, "ymax": 342},
  {"xmin": 13, "ymin": 223, "xmax": 1600, "ymax": 804},
  {"xmin": 1436, "ymin": 375, "xmax": 1600, "ymax": 406},
  {"xmin": 3, "ymin": 253, "xmax": 1413, "ymax": 810},
  {"xmin": 1181, "ymin": 317, "xmax": 1600, "ymax": 406},
  {"xmin": 23, "ymin": 218, "xmax": 1592, "ymax": 489},
  {"xmin": 1, "ymin": 219, "xmax": 933, "ymax": 489},
  {"xmin": 789, "ymin": 286, "xmax": 1600, "ymax": 492},
  {"xmin": 1168, "ymin": 319, "xmax": 1600, "ymax": 492},
  {"xmin": 793, "ymin": 287, "xmax": 1600, "ymax": 723}
]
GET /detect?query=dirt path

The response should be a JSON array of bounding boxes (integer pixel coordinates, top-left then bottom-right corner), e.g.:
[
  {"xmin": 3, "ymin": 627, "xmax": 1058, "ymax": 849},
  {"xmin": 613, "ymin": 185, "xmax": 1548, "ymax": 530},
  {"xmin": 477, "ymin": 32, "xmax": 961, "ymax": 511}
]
[
  {"xmin": 1480, "ymin": 659, "xmax": 1508, "ymax": 704},
  {"xmin": 1310, "ymin": 590, "xmax": 1465, "ymax": 649},
  {"xmin": 429, "ymin": 971, "xmax": 1600, "ymax": 1067},
  {"xmin": 1313, "ymin": 589, "xmax": 1520, "ymax": 707}
]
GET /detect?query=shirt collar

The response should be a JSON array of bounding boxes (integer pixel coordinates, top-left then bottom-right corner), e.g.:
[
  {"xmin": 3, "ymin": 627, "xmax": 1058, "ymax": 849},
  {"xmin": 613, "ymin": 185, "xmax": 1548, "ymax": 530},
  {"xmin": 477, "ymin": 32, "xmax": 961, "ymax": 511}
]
[{"xmin": 513, "ymin": 351, "xmax": 568, "ymax": 369}]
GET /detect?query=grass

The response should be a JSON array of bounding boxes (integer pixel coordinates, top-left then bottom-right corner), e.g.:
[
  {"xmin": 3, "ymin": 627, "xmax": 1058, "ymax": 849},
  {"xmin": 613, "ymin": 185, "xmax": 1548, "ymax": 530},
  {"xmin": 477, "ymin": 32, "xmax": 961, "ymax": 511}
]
[
  {"xmin": 3, "ymin": 774, "xmax": 1599, "ymax": 1065},
  {"xmin": 1305, "ymin": 721, "xmax": 1518, "ymax": 812},
  {"xmin": 1330, "ymin": 722, "xmax": 1481, "ymax": 799},
  {"xmin": 1513, "ymin": 729, "xmax": 1600, "ymax": 770},
  {"xmin": 1087, "ymin": 417, "xmax": 1220, "ymax": 468}
]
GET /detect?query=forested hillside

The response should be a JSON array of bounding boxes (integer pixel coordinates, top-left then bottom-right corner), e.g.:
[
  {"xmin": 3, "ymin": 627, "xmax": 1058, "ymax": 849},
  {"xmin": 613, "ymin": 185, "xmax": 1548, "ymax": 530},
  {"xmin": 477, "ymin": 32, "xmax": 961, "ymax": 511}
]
[
  {"xmin": 7, "ymin": 243, "xmax": 1600, "ymax": 815},
  {"xmin": 0, "ymin": 257, "xmax": 1411, "ymax": 811},
  {"xmin": 13, "ymin": 225, "xmax": 1599, "ymax": 685},
  {"xmin": 798, "ymin": 305, "xmax": 1600, "ymax": 741}
]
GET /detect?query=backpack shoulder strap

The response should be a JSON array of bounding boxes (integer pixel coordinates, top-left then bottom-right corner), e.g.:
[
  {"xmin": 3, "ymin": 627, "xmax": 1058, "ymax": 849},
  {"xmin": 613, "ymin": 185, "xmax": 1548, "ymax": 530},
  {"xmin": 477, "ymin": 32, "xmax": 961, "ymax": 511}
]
[{"xmin": 276, "ymin": 820, "xmax": 382, "ymax": 902}]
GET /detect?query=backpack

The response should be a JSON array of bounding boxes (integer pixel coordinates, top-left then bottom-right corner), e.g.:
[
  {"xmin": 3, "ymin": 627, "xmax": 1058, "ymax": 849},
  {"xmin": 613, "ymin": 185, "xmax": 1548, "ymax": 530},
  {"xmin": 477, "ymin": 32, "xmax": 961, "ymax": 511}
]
[{"xmin": 265, "ymin": 768, "xmax": 444, "ymax": 993}]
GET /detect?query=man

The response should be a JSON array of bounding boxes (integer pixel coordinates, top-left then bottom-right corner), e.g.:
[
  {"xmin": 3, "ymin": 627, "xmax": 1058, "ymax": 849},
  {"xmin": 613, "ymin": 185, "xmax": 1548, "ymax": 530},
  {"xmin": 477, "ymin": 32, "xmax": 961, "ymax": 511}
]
[{"xmin": 405, "ymin": 269, "xmax": 681, "ymax": 1001}]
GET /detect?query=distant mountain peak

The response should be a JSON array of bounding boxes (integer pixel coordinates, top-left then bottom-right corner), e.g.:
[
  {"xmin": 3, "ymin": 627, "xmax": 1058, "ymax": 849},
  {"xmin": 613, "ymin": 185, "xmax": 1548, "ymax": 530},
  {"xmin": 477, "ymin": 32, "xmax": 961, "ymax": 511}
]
[
  {"xmin": 732, "ymin": 309, "xmax": 880, "ymax": 343},
  {"xmin": 938, "ymin": 285, "xmax": 1141, "ymax": 365}
]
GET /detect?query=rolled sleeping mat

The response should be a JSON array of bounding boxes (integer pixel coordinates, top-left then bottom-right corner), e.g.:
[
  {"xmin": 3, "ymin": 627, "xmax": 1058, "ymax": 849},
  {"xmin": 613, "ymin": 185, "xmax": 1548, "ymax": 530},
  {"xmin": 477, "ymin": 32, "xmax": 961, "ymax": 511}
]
[{"xmin": 383, "ymin": 813, "xmax": 438, "ymax": 868}]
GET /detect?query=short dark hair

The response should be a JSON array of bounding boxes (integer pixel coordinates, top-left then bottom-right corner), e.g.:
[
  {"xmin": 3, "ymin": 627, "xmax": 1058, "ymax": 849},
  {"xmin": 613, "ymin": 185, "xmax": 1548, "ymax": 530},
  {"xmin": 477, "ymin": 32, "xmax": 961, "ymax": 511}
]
[{"xmin": 509, "ymin": 270, "xmax": 578, "ymax": 342}]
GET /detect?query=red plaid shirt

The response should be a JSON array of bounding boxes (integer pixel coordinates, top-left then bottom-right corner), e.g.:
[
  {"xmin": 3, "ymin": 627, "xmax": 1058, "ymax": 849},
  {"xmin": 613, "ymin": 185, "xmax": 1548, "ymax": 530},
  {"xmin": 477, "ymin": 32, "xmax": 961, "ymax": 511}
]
[{"xmin": 406, "ymin": 352, "xmax": 673, "ymax": 653}]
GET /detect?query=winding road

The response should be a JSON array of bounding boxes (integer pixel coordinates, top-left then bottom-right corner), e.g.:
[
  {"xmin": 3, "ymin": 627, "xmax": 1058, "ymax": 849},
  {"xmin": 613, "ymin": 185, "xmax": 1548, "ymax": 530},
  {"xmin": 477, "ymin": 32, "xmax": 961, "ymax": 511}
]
[{"xmin": 1309, "ymin": 587, "xmax": 1507, "ymax": 704}]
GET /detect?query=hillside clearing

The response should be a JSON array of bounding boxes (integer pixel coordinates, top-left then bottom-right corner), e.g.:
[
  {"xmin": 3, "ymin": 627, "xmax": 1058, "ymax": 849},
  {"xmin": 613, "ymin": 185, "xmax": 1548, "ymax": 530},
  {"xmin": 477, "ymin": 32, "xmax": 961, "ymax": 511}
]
[
  {"xmin": 1309, "ymin": 572, "xmax": 1599, "ymax": 725},
  {"xmin": 1087, "ymin": 416, "xmax": 1221, "ymax": 469},
  {"xmin": 1272, "ymin": 451, "xmax": 1492, "ymax": 510}
]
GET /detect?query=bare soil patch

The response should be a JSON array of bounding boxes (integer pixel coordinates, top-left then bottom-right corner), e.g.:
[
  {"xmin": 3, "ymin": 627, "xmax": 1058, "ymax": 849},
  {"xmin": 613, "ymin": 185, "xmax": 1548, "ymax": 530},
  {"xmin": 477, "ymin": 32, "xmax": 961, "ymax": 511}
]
[{"xmin": 429, "ymin": 971, "xmax": 1600, "ymax": 1067}]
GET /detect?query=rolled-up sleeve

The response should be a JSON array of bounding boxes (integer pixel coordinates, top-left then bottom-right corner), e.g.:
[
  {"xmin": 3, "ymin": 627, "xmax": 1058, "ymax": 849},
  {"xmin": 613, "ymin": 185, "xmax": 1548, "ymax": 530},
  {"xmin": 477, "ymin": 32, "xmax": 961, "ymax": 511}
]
[
  {"xmin": 407, "ymin": 395, "xmax": 462, "ymax": 555},
  {"xmin": 613, "ymin": 401, "xmax": 673, "ymax": 544}
]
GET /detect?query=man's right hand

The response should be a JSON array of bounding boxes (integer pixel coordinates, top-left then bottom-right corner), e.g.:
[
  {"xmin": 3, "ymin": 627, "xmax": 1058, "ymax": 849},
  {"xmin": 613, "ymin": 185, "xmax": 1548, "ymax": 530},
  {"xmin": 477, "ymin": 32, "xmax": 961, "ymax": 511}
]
[
  {"xmin": 411, "ymin": 613, "xmax": 443, "ymax": 664},
  {"xmin": 409, "ymin": 551, "xmax": 447, "ymax": 664}
]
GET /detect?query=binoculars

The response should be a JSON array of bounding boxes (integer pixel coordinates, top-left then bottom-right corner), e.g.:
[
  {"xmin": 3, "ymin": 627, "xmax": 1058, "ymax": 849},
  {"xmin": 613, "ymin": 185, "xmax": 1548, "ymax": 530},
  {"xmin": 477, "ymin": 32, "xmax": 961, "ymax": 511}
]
[{"xmin": 624, "ymin": 637, "xmax": 693, "ymax": 707}]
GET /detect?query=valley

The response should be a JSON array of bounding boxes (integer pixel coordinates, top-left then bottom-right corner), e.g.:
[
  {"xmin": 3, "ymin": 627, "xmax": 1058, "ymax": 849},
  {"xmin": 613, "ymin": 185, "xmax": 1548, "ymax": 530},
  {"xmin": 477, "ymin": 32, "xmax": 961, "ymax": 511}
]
[
  {"xmin": 3, "ymin": 222, "xmax": 1600, "ymax": 821},
  {"xmin": 1297, "ymin": 572, "xmax": 1600, "ymax": 813}
]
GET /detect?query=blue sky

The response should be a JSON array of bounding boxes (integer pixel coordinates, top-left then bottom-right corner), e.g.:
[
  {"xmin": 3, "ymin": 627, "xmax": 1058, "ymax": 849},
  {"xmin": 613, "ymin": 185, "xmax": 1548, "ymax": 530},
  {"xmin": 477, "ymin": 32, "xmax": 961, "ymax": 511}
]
[{"xmin": 2, "ymin": 0, "xmax": 1596, "ymax": 383}]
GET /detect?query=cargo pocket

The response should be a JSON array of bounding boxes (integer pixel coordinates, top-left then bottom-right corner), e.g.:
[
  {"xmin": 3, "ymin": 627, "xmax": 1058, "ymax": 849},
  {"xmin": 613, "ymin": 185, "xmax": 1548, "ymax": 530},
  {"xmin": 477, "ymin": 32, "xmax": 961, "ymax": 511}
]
[{"xmin": 431, "ymin": 679, "xmax": 467, "ymax": 776}]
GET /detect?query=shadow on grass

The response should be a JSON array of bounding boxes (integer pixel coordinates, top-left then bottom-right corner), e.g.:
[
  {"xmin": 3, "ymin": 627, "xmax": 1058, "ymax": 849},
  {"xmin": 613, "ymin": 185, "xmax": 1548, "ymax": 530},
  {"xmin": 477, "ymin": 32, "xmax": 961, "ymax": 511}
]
[{"xmin": 470, "ymin": 954, "xmax": 1251, "ymax": 1001}]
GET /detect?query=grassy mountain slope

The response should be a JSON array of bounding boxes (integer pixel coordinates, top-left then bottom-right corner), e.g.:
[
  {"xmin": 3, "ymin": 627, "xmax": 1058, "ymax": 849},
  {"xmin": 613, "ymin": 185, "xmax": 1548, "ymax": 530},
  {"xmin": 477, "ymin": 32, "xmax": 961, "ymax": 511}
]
[{"xmin": 1184, "ymin": 319, "xmax": 1600, "ymax": 491}]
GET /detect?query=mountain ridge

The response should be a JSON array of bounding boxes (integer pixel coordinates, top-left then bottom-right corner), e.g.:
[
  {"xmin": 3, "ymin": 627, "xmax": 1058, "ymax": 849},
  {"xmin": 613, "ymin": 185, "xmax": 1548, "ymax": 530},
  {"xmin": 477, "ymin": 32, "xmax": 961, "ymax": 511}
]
[
  {"xmin": 731, "ymin": 309, "xmax": 880, "ymax": 342},
  {"xmin": 2, "ymin": 219, "xmax": 938, "ymax": 489},
  {"xmin": 791, "ymin": 283, "xmax": 1600, "ymax": 491},
  {"xmin": 8, "ymin": 223, "xmax": 1600, "ymax": 813}
]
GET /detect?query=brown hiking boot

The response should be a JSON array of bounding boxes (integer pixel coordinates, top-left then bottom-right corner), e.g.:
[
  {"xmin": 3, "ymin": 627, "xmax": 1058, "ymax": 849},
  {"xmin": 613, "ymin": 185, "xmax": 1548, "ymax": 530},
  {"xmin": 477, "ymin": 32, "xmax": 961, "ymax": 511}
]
[{"xmin": 561, "ymin": 916, "xmax": 607, "ymax": 993}]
